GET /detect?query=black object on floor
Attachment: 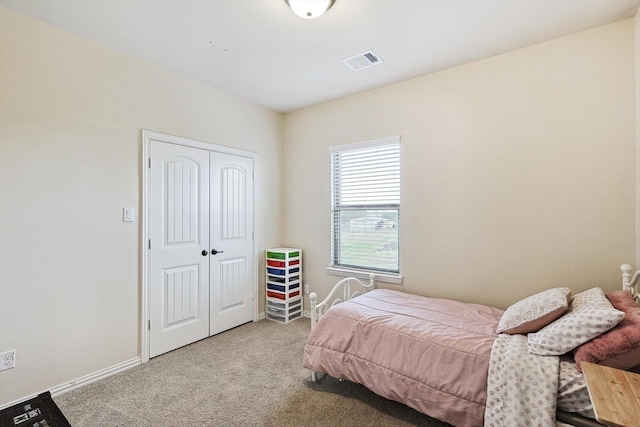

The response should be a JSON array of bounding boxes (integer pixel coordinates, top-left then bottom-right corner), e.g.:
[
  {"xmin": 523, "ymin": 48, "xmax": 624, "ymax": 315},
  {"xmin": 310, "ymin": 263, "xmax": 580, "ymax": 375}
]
[{"xmin": 0, "ymin": 392, "xmax": 70, "ymax": 427}]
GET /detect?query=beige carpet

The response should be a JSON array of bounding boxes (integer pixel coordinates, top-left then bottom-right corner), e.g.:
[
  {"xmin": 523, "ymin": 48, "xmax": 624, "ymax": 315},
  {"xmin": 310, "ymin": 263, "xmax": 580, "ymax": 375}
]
[{"xmin": 54, "ymin": 318, "xmax": 450, "ymax": 426}]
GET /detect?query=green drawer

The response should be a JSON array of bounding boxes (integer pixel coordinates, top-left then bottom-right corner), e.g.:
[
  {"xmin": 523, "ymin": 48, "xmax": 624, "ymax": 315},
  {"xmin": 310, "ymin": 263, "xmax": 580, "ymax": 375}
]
[{"xmin": 267, "ymin": 251, "xmax": 285, "ymax": 260}]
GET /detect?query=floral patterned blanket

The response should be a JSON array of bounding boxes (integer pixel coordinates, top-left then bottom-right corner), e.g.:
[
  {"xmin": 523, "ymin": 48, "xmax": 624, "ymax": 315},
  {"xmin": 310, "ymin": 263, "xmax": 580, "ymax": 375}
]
[{"xmin": 484, "ymin": 334, "xmax": 559, "ymax": 426}]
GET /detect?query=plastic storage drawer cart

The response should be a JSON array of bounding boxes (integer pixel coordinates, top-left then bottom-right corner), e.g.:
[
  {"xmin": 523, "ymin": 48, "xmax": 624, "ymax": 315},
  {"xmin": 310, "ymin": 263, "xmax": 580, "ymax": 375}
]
[{"xmin": 265, "ymin": 248, "xmax": 302, "ymax": 323}]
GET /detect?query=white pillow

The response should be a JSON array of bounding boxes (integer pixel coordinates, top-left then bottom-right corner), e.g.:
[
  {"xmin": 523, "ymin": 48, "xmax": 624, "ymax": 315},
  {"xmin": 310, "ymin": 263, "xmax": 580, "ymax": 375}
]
[
  {"xmin": 497, "ymin": 287, "xmax": 571, "ymax": 334},
  {"xmin": 527, "ymin": 287, "xmax": 625, "ymax": 356}
]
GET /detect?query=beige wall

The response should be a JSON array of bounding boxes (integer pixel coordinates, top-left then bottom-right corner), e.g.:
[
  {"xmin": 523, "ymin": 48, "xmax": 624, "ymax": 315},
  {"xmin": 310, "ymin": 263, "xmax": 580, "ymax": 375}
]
[
  {"xmin": 0, "ymin": 8, "xmax": 283, "ymax": 406},
  {"xmin": 283, "ymin": 19, "xmax": 636, "ymax": 309}
]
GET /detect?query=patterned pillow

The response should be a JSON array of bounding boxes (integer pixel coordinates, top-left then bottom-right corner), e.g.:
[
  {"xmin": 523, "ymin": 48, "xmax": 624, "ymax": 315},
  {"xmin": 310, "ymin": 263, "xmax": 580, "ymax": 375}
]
[
  {"xmin": 573, "ymin": 290, "xmax": 640, "ymax": 372},
  {"xmin": 527, "ymin": 287, "xmax": 625, "ymax": 356},
  {"xmin": 497, "ymin": 287, "xmax": 571, "ymax": 334}
]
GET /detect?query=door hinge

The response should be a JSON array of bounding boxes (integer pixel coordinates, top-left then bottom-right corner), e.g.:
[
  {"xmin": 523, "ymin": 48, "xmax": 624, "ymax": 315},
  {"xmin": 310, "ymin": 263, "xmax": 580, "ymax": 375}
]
[
  {"xmin": 148, "ymin": 158, "xmax": 151, "ymax": 168},
  {"xmin": 252, "ymin": 231, "xmax": 255, "ymax": 240},
  {"xmin": 148, "ymin": 320, "xmax": 151, "ymax": 330},
  {"xmin": 148, "ymin": 239, "xmax": 151, "ymax": 250}
]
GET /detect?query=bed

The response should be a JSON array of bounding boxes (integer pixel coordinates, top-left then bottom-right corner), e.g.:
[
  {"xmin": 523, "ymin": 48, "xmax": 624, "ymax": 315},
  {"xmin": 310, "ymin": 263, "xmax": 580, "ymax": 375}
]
[{"xmin": 303, "ymin": 266, "xmax": 640, "ymax": 427}]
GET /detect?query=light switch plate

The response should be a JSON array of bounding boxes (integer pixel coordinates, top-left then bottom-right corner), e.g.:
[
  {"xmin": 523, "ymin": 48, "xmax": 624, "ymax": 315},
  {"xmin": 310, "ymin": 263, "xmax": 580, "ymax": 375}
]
[{"xmin": 123, "ymin": 207, "xmax": 135, "ymax": 222}]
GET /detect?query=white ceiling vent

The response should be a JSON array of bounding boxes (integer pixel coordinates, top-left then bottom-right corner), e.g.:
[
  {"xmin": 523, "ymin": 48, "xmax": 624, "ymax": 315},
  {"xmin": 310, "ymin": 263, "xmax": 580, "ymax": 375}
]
[{"xmin": 342, "ymin": 50, "xmax": 383, "ymax": 71}]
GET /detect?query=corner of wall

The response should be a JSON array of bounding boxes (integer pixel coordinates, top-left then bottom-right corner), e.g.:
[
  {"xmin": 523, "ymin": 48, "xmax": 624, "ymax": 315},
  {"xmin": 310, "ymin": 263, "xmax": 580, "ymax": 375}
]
[{"xmin": 636, "ymin": 9, "xmax": 640, "ymax": 269}]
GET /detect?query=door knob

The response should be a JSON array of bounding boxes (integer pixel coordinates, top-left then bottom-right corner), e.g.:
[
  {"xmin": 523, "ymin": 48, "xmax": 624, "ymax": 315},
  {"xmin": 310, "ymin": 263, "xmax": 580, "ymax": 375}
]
[
  {"xmin": 202, "ymin": 250, "xmax": 208, "ymax": 256},
  {"xmin": 211, "ymin": 249, "xmax": 224, "ymax": 255}
]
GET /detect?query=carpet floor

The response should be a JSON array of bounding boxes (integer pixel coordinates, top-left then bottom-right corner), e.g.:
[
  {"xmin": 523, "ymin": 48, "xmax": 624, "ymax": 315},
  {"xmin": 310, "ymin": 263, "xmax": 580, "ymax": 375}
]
[{"xmin": 54, "ymin": 318, "xmax": 451, "ymax": 426}]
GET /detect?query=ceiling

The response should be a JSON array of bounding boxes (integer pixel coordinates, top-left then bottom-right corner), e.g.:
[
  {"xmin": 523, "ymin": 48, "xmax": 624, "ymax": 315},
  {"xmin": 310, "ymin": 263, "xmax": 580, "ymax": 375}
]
[{"xmin": 1, "ymin": 0, "xmax": 639, "ymax": 113}]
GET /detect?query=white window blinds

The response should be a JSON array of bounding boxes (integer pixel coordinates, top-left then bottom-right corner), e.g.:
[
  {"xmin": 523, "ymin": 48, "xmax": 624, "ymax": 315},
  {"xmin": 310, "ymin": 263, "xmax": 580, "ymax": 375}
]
[{"xmin": 330, "ymin": 137, "xmax": 400, "ymax": 274}]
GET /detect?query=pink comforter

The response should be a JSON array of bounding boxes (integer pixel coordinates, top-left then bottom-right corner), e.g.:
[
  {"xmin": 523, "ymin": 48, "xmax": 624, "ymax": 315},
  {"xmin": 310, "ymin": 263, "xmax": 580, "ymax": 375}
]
[{"xmin": 303, "ymin": 289, "xmax": 504, "ymax": 427}]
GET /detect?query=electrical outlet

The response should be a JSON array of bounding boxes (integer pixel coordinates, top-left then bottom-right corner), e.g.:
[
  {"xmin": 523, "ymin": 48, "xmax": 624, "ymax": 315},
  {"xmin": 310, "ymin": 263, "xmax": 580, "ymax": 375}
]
[
  {"xmin": 304, "ymin": 284, "xmax": 310, "ymax": 294},
  {"xmin": 0, "ymin": 350, "xmax": 15, "ymax": 371}
]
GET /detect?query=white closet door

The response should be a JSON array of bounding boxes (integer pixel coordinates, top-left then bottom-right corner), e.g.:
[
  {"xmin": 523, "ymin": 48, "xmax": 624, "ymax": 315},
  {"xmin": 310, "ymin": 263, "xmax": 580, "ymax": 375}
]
[
  {"xmin": 209, "ymin": 151, "xmax": 254, "ymax": 336},
  {"xmin": 149, "ymin": 141, "xmax": 210, "ymax": 358}
]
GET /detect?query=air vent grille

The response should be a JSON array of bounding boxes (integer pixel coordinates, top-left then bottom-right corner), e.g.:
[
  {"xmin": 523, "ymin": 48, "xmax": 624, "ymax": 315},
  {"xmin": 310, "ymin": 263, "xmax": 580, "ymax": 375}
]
[{"xmin": 342, "ymin": 50, "xmax": 383, "ymax": 71}]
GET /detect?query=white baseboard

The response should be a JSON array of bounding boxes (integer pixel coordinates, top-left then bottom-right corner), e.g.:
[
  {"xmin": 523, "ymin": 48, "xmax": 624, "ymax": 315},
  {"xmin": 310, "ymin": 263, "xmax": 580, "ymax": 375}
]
[
  {"xmin": 49, "ymin": 357, "xmax": 141, "ymax": 397},
  {"xmin": 0, "ymin": 357, "xmax": 141, "ymax": 411}
]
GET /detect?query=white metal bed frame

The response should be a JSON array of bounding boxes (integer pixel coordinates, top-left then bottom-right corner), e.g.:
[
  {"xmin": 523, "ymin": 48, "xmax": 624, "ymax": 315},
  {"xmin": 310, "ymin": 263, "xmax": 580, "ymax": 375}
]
[
  {"xmin": 308, "ymin": 273, "xmax": 376, "ymax": 329},
  {"xmin": 620, "ymin": 263, "xmax": 640, "ymax": 302},
  {"xmin": 307, "ymin": 274, "xmax": 375, "ymax": 382}
]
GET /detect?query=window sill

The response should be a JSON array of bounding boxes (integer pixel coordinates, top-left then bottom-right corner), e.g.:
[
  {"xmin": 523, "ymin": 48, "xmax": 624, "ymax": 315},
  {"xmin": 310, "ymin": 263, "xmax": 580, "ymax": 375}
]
[{"xmin": 326, "ymin": 266, "xmax": 404, "ymax": 285}]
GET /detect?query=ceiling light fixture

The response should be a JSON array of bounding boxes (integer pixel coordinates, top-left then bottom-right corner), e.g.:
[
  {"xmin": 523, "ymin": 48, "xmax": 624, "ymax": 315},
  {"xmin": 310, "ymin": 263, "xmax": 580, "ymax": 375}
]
[{"xmin": 285, "ymin": 0, "xmax": 335, "ymax": 19}]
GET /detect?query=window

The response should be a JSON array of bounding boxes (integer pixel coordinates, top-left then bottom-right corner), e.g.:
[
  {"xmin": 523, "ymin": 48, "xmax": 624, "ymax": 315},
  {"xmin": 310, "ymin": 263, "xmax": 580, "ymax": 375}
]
[{"xmin": 330, "ymin": 137, "xmax": 400, "ymax": 275}]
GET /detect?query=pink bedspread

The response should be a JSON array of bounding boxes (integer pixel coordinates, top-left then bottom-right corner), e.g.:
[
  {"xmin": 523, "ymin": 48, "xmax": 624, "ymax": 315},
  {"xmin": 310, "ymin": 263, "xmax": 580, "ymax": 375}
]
[{"xmin": 303, "ymin": 289, "xmax": 504, "ymax": 427}]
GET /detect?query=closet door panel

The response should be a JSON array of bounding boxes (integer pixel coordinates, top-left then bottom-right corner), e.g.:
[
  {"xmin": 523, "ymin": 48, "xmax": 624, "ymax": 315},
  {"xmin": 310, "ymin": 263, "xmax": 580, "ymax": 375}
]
[
  {"xmin": 209, "ymin": 152, "xmax": 254, "ymax": 336},
  {"xmin": 149, "ymin": 141, "xmax": 210, "ymax": 358}
]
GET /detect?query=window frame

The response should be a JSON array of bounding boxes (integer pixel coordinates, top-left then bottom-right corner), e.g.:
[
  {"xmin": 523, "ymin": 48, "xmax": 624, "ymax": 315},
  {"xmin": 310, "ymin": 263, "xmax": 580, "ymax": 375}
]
[{"xmin": 326, "ymin": 136, "xmax": 403, "ymax": 284}]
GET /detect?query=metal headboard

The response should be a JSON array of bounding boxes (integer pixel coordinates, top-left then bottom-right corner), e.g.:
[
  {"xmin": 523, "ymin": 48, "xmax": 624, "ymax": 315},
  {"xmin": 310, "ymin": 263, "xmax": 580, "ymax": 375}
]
[{"xmin": 620, "ymin": 264, "xmax": 640, "ymax": 302}]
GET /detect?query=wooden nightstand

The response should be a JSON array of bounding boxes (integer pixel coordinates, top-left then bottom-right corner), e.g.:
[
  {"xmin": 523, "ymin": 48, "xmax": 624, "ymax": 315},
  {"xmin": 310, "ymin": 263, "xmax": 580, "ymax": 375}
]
[{"xmin": 582, "ymin": 362, "xmax": 640, "ymax": 427}]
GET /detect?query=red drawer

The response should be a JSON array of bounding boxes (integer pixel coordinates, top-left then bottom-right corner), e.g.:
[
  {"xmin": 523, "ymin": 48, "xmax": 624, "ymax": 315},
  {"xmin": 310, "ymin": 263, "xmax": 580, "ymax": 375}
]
[{"xmin": 267, "ymin": 260, "xmax": 285, "ymax": 268}]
